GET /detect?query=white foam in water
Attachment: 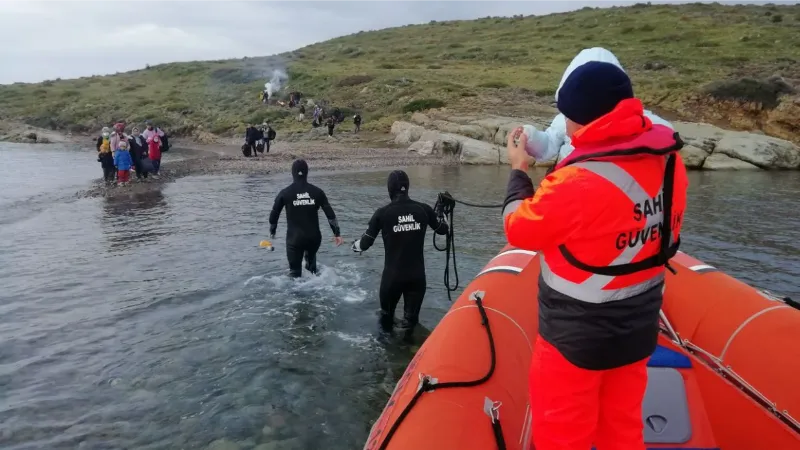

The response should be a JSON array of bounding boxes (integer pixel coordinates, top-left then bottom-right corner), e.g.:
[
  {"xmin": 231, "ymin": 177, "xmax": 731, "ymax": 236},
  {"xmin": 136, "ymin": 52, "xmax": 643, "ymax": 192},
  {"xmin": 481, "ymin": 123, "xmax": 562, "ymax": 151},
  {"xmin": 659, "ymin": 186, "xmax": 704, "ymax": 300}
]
[
  {"xmin": 243, "ymin": 275, "xmax": 265, "ymax": 286},
  {"xmin": 246, "ymin": 260, "xmax": 368, "ymax": 304},
  {"xmin": 333, "ymin": 331, "xmax": 377, "ymax": 349}
]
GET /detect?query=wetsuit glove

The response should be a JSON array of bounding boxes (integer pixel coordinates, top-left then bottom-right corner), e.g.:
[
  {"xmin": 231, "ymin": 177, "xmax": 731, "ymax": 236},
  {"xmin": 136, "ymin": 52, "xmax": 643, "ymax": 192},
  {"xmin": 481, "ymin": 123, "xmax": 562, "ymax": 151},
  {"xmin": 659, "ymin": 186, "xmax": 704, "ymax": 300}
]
[{"xmin": 351, "ymin": 239, "xmax": 362, "ymax": 253}]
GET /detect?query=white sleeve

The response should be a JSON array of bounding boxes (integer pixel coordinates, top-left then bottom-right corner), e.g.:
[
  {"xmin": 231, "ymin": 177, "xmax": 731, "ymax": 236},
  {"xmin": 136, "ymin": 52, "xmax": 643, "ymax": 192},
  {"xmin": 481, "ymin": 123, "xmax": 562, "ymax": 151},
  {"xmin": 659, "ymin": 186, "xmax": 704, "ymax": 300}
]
[
  {"xmin": 643, "ymin": 110, "xmax": 674, "ymax": 130},
  {"xmin": 523, "ymin": 114, "xmax": 567, "ymax": 162}
]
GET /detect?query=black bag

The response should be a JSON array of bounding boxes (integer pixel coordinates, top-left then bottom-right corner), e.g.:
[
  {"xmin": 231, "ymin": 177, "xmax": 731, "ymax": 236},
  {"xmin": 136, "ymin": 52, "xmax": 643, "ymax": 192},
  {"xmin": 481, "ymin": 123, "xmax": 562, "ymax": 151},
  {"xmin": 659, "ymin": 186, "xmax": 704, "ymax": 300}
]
[
  {"xmin": 140, "ymin": 157, "xmax": 154, "ymax": 173},
  {"xmin": 268, "ymin": 129, "xmax": 277, "ymax": 140},
  {"xmin": 242, "ymin": 143, "xmax": 252, "ymax": 157},
  {"xmin": 256, "ymin": 142, "xmax": 265, "ymax": 153}
]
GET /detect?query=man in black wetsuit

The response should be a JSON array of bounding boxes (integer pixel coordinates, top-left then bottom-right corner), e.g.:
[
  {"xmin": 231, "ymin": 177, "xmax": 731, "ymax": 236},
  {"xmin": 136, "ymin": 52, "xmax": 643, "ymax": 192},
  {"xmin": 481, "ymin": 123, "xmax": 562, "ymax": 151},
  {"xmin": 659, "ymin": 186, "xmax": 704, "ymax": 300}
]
[
  {"xmin": 269, "ymin": 159, "xmax": 344, "ymax": 277},
  {"xmin": 351, "ymin": 170, "xmax": 449, "ymax": 339}
]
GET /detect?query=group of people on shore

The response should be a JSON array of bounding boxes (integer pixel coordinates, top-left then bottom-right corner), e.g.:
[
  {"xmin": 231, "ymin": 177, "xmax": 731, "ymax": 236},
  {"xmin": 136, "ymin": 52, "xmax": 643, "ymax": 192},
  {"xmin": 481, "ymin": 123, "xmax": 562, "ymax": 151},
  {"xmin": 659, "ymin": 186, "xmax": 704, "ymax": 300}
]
[
  {"xmin": 241, "ymin": 105, "xmax": 364, "ymax": 158},
  {"xmin": 242, "ymin": 122, "xmax": 276, "ymax": 157},
  {"xmin": 95, "ymin": 121, "xmax": 168, "ymax": 185},
  {"xmin": 295, "ymin": 102, "xmax": 362, "ymax": 137},
  {"xmin": 268, "ymin": 46, "xmax": 688, "ymax": 450}
]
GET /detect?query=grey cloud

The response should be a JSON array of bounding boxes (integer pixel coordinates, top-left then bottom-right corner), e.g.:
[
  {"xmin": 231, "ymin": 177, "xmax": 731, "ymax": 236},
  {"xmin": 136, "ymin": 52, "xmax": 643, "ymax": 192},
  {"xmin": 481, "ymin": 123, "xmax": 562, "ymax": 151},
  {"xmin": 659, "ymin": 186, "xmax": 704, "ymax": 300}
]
[{"xmin": 0, "ymin": 1, "xmax": 776, "ymax": 84}]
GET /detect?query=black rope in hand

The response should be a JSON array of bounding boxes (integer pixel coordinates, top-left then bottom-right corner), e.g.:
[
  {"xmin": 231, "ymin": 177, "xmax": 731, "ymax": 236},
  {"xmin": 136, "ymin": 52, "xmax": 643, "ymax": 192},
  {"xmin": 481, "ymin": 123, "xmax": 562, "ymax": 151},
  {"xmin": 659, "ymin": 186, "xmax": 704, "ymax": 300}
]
[
  {"xmin": 433, "ymin": 192, "xmax": 458, "ymax": 302},
  {"xmin": 433, "ymin": 192, "xmax": 503, "ymax": 302}
]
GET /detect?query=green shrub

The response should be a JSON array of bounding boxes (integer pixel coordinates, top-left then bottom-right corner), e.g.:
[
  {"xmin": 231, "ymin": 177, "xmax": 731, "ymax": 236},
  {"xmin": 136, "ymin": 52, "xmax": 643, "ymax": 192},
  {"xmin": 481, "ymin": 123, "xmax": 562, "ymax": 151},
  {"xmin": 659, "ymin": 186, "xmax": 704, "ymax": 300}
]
[
  {"xmin": 402, "ymin": 98, "xmax": 446, "ymax": 113},
  {"xmin": 478, "ymin": 81, "xmax": 509, "ymax": 89},
  {"xmin": 210, "ymin": 120, "xmax": 237, "ymax": 135},
  {"xmin": 336, "ymin": 75, "xmax": 374, "ymax": 87},
  {"xmin": 703, "ymin": 77, "xmax": 795, "ymax": 108},
  {"xmin": 209, "ymin": 67, "xmax": 259, "ymax": 84},
  {"xmin": 536, "ymin": 87, "xmax": 557, "ymax": 97}
]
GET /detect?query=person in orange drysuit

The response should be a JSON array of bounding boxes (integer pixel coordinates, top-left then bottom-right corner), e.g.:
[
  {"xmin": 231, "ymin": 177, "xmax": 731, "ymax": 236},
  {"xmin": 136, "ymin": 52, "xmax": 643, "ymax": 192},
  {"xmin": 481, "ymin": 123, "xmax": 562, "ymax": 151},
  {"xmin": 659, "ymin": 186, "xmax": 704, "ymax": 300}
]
[{"xmin": 502, "ymin": 61, "xmax": 689, "ymax": 450}]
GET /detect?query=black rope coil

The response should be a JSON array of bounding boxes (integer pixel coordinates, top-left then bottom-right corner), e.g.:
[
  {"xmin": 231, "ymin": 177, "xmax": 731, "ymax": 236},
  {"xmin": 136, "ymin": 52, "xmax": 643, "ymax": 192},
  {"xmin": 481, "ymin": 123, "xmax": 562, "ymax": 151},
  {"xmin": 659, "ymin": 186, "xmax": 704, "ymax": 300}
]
[{"xmin": 433, "ymin": 192, "xmax": 503, "ymax": 302}]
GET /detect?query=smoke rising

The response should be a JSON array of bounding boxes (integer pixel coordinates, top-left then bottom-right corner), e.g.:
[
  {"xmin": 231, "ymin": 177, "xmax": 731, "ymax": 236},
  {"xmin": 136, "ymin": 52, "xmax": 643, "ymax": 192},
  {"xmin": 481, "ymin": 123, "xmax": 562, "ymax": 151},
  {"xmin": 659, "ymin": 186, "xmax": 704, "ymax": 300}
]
[{"xmin": 264, "ymin": 69, "xmax": 288, "ymax": 98}]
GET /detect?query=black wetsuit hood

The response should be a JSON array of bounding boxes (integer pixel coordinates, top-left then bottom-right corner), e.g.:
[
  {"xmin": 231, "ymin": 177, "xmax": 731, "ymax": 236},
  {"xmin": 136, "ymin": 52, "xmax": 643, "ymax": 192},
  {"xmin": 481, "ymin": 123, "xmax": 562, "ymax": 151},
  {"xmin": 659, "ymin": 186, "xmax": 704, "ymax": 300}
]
[
  {"xmin": 292, "ymin": 159, "xmax": 309, "ymax": 183},
  {"xmin": 387, "ymin": 170, "xmax": 410, "ymax": 201}
]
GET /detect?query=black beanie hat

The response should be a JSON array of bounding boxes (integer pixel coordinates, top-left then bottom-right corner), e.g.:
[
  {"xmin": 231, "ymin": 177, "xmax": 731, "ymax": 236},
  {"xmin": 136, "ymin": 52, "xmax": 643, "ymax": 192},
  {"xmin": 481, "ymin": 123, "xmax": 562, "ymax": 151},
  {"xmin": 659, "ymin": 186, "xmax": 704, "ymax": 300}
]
[
  {"xmin": 387, "ymin": 170, "xmax": 409, "ymax": 199},
  {"xmin": 291, "ymin": 159, "xmax": 309, "ymax": 180},
  {"xmin": 557, "ymin": 61, "xmax": 634, "ymax": 125}
]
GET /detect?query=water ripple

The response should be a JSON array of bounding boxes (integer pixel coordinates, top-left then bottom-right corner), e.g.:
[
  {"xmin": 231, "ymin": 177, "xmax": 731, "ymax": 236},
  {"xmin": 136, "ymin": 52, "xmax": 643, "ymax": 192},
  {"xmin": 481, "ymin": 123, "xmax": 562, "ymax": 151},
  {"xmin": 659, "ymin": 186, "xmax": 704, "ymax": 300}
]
[{"xmin": 0, "ymin": 148, "xmax": 798, "ymax": 449}]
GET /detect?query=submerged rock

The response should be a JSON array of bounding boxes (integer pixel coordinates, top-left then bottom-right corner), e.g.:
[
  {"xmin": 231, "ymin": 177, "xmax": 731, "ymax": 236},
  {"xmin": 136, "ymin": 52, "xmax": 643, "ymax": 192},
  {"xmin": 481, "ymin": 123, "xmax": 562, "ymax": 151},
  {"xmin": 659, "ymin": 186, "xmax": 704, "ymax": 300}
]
[
  {"xmin": 254, "ymin": 438, "xmax": 303, "ymax": 450},
  {"xmin": 207, "ymin": 439, "xmax": 241, "ymax": 450}
]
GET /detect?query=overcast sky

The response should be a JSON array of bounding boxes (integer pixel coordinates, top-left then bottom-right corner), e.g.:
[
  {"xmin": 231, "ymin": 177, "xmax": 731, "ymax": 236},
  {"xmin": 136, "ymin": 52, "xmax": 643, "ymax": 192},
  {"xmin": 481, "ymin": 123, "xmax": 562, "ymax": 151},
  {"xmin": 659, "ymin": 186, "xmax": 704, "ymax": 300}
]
[{"xmin": 0, "ymin": 0, "xmax": 778, "ymax": 85}]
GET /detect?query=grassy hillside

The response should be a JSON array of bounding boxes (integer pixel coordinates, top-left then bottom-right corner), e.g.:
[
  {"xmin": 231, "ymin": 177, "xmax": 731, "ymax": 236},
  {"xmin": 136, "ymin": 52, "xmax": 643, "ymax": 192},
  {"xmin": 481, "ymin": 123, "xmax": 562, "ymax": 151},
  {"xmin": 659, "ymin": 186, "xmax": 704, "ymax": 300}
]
[{"xmin": 1, "ymin": 2, "xmax": 799, "ymax": 138}]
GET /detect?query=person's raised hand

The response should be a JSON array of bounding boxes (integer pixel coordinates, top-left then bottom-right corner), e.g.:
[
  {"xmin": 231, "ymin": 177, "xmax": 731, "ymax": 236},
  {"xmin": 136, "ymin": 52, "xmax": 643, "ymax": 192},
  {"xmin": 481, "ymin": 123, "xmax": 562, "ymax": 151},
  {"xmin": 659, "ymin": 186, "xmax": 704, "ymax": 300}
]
[
  {"xmin": 507, "ymin": 127, "xmax": 531, "ymax": 172},
  {"xmin": 334, "ymin": 236, "xmax": 344, "ymax": 247}
]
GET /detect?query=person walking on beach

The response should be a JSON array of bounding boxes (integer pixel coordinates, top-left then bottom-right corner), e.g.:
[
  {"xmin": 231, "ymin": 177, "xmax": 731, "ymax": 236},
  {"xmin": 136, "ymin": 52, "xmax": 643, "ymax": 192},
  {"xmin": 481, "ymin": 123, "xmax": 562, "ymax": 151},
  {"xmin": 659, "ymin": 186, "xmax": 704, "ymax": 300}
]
[
  {"xmin": 502, "ymin": 61, "xmax": 688, "ymax": 450},
  {"xmin": 147, "ymin": 128, "xmax": 163, "ymax": 178},
  {"xmin": 326, "ymin": 116, "xmax": 336, "ymax": 137},
  {"xmin": 313, "ymin": 105, "xmax": 321, "ymax": 127},
  {"xmin": 298, "ymin": 104, "xmax": 306, "ymax": 122},
  {"xmin": 269, "ymin": 159, "xmax": 344, "ymax": 278},
  {"xmin": 97, "ymin": 127, "xmax": 116, "ymax": 184},
  {"xmin": 95, "ymin": 126, "xmax": 110, "ymax": 152},
  {"xmin": 109, "ymin": 123, "xmax": 127, "ymax": 158},
  {"xmin": 142, "ymin": 120, "xmax": 165, "ymax": 143},
  {"xmin": 263, "ymin": 121, "xmax": 276, "ymax": 153},
  {"xmin": 353, "ymin": 114, "xmax": 362, "ymax": 134},
  {"xmin": 114, "ymin": 140, "xmax": 133, "ymax": 186},
  {"xmin": 245, "ymin": 123, "xmax": 260, "ymax": 157},
  {"xmin": 128, "ymin": 127, "xmax": 149, "ymax": 181},
  {"xmin": 351, "ymin": 170, "xmax": 449, "ymax": 341}
]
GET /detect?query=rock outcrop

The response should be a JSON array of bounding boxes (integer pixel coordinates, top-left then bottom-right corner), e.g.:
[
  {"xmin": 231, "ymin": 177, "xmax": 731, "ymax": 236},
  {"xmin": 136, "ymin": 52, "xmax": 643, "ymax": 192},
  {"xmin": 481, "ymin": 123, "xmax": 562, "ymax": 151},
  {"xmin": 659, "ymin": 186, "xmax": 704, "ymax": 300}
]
[
  {"xmin": 391, "ymin": 121, "xmax": 425, "ymax": 145},
  {"xmin": 458, "ymin": 137, "xmax": 500, "ymax": 165},
  {"xmin": 680, "ymin": 92, "xmax": 800, "ymax": 147},
  {"xmin": 715, "ymin": 134, "xmax": 800, "ymax": 169},
  {"xmin": 672, "ymin": 121, "xmax": 800, "ymax": 170},
  {"xmin": 391, "ymin": 113, "xmax": 800, "ymax": 170},
  {"xmin": 0, "ymin": 121, "xmax": 73, "ymax": 144},
  {"xmin": 702, "ymin": 153, "xmax": 760, "ymax": 170}
]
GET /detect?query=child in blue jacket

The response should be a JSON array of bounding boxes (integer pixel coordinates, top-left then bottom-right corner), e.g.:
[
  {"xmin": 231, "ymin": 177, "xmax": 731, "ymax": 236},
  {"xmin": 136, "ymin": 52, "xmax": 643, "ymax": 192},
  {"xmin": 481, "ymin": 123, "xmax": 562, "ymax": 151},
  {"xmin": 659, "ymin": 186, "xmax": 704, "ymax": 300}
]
[{"xmin": 114, "ymin": 140, "xmax": 133, "ymax": 186}]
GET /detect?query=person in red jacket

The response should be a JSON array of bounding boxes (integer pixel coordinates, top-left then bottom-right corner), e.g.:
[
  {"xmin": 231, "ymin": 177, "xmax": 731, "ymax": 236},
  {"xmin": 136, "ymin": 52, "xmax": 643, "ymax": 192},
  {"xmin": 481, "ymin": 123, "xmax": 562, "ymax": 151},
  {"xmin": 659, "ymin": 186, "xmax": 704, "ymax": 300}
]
[
  {"xmin": 147, "ymin": 131, "xmax": 163, "ymax": 178},
  {"xmin": 502, "ymin": 61, "xmax": 688, "ymax": 450}
]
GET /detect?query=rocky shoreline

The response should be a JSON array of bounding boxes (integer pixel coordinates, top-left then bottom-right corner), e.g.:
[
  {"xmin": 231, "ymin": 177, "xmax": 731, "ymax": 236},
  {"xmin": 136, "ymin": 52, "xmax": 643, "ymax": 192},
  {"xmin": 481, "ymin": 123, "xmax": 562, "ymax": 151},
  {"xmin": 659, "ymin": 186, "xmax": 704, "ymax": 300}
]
[{"xmin": 390, "ymin": 111, "xmax": 800, "ymax": 170}]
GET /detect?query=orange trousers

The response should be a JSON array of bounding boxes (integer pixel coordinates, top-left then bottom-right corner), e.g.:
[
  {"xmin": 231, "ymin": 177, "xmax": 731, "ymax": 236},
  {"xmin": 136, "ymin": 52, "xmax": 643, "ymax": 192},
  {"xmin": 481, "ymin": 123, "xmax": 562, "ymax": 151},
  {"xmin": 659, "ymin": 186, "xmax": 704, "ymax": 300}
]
[{"xmin": 530, "ymin": 336, "xmax": 648, "ymax": 450}]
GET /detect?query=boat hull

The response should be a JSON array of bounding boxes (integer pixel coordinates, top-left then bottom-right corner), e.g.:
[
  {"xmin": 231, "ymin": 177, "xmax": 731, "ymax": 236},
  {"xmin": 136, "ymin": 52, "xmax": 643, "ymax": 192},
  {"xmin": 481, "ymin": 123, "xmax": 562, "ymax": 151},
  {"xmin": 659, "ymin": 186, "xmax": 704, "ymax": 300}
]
[{"xmin": 365, "ymin": 247, "xmax": 800, "ymax": 450}]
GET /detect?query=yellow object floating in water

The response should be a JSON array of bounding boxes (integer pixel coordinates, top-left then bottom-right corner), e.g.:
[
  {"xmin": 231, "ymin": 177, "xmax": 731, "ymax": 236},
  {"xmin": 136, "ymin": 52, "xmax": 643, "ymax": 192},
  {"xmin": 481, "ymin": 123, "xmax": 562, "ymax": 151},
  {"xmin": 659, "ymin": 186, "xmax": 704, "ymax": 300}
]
[{"xmin": 259, "ymin": 240, "xmax": 274, "ymax": 251}]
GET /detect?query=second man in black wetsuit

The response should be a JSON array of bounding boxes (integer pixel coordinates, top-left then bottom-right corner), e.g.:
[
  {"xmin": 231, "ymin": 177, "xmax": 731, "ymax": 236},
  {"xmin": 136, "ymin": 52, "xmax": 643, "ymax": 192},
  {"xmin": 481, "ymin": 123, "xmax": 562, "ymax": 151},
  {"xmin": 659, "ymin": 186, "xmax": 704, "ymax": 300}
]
[
  {"xmin": 269, "ymin": 159, "xmax": 344, "ymax": 277},
  {"xmin": 351, "ymin": 170, "xmax": 449, "ymax": 339}
]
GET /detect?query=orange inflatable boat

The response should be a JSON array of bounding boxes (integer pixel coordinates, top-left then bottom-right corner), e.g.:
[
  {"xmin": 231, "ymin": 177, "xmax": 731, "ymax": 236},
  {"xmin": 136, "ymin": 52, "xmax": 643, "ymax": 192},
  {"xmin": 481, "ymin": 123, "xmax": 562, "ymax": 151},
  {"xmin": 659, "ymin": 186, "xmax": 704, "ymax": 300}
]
[{"xmin": 364, "ymin": 248, "xmax": 800, "ymax": 450}]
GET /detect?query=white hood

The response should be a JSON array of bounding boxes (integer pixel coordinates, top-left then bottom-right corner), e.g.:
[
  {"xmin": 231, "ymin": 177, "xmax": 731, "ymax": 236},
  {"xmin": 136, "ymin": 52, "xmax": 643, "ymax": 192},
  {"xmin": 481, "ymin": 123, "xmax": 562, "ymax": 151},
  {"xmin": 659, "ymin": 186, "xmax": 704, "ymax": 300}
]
[{"xmin": 555, "ymin": 47, "xmax": 625, "ymax": 102}]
